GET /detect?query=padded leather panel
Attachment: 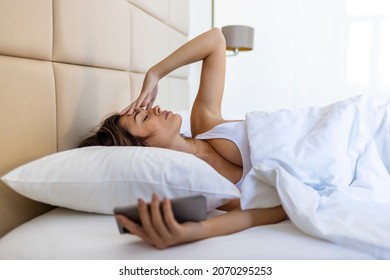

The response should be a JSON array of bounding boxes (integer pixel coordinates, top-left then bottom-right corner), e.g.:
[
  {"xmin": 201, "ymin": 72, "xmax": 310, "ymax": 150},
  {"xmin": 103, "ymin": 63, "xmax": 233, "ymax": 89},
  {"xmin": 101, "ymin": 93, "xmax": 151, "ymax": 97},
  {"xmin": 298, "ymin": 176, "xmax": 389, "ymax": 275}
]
[
  {"xmin": 54, "ymin": 63, "xmax": 131, "ymax": 151},
  {"xmin": 0, "ymin": 55, "xmax": 57, "ymax": 237},
  {"xmin": 0, "ymin": 0, "xmax": 52, "ymax": 60},
  {"xmin": 53, "ymin": 0, "xmax": 131, "ymax": 70},
  {"xmin": 0, "ymin": 0, "xmax": 190, "ymax": 237}
]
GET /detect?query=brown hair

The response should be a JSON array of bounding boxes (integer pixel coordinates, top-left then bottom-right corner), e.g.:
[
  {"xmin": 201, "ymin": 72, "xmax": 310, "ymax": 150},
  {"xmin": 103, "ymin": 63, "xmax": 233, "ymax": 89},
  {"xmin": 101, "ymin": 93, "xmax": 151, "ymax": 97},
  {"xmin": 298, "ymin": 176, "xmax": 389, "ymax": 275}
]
[{"xmin": 78, "ymin": 114, "xmax": 146, "ymax": 148}]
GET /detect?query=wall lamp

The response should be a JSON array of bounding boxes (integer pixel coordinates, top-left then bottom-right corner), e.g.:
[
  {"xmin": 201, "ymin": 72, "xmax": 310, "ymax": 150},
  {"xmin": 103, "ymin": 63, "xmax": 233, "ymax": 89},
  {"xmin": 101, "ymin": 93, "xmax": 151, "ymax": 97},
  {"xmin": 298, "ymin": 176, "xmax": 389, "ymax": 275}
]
[{"xmin": 222, "ymin": 25, "xmax": 254, "ymax": 56}]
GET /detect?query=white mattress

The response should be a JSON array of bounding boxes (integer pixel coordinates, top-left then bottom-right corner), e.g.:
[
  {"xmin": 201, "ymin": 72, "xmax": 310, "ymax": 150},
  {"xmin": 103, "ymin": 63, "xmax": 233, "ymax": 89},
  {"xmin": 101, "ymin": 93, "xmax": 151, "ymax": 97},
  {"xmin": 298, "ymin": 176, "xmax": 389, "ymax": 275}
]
[{"xmin": 0, "ymin": 208, "xmax": 375, "ymax": 260}]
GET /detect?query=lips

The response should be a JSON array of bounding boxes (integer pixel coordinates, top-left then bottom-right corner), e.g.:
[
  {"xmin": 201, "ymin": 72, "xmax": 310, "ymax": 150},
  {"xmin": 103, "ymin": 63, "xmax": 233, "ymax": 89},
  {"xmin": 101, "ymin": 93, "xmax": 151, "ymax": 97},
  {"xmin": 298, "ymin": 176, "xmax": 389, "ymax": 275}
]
[{"xmin": 163, "ymin": 110, "xmax": 171, "ymax": 119}]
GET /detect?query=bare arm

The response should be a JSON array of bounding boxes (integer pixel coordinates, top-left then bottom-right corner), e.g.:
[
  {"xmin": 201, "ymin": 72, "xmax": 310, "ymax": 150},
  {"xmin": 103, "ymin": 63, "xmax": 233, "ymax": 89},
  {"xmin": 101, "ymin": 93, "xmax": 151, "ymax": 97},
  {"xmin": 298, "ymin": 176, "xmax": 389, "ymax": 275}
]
[
  {"xmin": 116, "ymin": 194, "xmax": 286, "ymax": 249},
  {"xmin": 120, "ymin": 28, "xmax": 227, "ymax": 134},
  {"xmin": 202, "ymin": 207, "xmax": 286, "ymax": 239}
]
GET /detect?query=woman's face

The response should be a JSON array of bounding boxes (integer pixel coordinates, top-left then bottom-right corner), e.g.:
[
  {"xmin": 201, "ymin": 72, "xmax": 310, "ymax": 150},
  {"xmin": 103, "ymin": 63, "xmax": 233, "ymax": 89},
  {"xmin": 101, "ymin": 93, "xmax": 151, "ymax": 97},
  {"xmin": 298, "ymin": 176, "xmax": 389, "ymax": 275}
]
[{"xmin": 119, "ymin": 105, "xmax": 182, "ymax": 147}]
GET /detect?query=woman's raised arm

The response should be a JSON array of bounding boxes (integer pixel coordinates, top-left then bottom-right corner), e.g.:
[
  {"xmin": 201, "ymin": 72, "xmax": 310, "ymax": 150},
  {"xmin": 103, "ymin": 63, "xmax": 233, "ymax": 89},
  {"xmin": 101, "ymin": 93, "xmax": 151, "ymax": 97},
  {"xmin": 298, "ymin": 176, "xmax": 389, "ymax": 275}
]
[{"xmin": 120, "ymin": 28, "xmax": 226, "ymax": 126}]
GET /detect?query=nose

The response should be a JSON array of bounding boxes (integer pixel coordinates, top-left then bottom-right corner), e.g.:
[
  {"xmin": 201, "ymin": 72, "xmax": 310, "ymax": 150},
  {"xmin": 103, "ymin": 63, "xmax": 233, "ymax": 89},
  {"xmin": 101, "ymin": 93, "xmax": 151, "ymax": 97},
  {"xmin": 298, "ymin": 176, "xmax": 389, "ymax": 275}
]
[{"xmin": 151, "ymin": 105, "xmax": 161, "ymax": 115}]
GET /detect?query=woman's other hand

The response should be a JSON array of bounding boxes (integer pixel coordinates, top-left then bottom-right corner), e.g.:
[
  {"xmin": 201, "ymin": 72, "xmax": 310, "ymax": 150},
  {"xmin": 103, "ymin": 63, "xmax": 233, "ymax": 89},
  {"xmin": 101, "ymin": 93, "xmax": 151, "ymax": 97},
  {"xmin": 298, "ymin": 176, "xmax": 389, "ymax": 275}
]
[
  {"xmin": 116, "ymin": 193, "xmax": 286, "ymax": 249},
  {"xmin": 120, "ymin": 70, "xmax": 159, "ymax": 116},
  {"xmin": 115, "ymin": 193, "xmax": 205, "ymax": 249}
]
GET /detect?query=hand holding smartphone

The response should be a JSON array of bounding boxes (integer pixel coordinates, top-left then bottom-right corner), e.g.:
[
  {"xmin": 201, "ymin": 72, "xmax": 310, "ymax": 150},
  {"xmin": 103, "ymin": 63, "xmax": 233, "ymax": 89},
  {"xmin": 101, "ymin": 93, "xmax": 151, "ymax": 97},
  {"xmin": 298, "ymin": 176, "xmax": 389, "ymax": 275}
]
[{"xmin": 113, "ymin": 195, "xmax": 207, "ymax": 234}]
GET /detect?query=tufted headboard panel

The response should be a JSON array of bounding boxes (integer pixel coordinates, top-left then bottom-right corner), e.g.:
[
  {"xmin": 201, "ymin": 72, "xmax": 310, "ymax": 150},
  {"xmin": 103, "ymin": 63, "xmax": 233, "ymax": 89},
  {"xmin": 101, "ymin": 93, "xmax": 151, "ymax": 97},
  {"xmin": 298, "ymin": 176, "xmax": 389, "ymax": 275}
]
[{"xmin": 0, "ymin": 0, "xmax": 190, "ymax": 237}]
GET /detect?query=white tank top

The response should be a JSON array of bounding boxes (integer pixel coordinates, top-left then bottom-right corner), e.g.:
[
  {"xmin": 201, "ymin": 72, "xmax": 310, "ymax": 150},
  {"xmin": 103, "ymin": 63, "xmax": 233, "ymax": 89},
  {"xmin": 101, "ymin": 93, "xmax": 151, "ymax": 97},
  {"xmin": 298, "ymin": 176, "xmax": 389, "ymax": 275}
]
[{"xmin": 194, "ymin": 121, "xmax": 251, "ymax": 189}]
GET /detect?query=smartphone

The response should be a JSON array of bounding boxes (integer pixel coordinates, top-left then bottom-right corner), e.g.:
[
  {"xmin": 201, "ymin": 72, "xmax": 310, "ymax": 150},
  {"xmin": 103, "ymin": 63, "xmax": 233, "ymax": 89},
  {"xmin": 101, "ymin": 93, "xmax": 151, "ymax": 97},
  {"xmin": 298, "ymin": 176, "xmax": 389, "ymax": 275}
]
[{"xmin": 113, "ymin": 195, "xmax": 207, "ymax": 234}]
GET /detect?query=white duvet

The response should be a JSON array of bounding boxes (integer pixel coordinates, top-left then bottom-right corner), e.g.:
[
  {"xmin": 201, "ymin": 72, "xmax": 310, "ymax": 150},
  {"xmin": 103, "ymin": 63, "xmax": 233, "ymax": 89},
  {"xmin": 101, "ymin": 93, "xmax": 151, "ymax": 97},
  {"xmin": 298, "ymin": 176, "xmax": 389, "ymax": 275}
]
[{"xmin": 240, "ymin": 94, "xmax": 390, "ymax": 259}]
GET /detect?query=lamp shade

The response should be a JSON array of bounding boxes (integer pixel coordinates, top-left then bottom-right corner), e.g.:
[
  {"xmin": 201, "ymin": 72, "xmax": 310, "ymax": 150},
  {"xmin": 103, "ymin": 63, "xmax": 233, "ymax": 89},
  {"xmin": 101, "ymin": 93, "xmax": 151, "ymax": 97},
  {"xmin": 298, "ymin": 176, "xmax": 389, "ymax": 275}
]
[{"xmin": 222, "ymin": 25, "xmax": 254, "ymax": 52}]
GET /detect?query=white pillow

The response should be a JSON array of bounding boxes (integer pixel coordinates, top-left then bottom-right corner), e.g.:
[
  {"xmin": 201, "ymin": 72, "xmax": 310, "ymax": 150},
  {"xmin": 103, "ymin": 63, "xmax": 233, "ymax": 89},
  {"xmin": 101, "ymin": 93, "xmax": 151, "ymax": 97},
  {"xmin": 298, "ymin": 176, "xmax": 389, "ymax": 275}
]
[
  {"xmin": 1, "ymin": 146, "xmax": 240, "ymax": 214},
  {"xmin": 177, "ymin": 110, "xmax": 192, "ymax": 137}
]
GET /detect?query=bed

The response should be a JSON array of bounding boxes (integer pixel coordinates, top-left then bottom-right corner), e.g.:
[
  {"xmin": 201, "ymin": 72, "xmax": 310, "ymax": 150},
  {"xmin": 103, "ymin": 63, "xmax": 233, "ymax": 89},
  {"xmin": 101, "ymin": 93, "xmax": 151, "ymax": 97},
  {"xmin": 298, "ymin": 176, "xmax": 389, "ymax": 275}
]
[{"xmin": 0, "ymin": 0, "xmax": 381, "ymax": 260}]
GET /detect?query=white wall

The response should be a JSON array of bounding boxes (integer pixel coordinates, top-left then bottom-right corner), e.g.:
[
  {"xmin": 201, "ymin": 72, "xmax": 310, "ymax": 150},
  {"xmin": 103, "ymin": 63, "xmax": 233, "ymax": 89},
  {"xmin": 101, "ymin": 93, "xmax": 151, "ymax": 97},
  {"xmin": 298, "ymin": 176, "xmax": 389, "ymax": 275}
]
[
  {"xmin": 188, "ymin": 0, "xmax": 212, "ymax": 103},
  {"xmin": 212, "ymin": 0, "xmax": 390, "ymax": 117}
]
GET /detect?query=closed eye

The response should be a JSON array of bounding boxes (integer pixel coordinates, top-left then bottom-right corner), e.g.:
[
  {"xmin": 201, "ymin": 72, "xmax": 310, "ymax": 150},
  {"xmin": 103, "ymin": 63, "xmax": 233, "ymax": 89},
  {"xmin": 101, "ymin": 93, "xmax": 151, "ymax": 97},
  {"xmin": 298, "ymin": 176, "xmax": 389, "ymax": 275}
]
[{"xmin": 143, "ymin": 115, "xmax": 148, "ymax": 121}]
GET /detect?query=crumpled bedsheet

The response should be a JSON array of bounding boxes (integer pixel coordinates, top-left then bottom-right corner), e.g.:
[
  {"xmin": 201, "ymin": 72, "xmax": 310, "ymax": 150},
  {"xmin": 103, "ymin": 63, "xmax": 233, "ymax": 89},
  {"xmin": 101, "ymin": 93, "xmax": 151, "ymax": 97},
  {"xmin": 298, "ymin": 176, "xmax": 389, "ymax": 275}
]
[{"xmin": 241, "ymin": 94, "xmax": 390, "ymax": 259}]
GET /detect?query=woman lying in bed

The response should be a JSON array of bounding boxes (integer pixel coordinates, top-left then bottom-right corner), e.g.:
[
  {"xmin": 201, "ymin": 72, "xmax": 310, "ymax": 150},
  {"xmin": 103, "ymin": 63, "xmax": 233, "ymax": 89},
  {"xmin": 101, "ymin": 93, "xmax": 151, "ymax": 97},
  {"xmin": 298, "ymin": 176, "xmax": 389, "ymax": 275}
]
[{"xmin": 79, "ymin": 28, "xmax": 286, "ymax": 249}]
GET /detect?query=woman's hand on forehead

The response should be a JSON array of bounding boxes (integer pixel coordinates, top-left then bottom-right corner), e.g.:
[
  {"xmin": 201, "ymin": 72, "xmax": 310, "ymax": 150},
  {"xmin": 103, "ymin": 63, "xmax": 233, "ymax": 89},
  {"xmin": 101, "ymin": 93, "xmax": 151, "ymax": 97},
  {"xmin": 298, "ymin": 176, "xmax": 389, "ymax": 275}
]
[{"xmin": 121, "ymin": 70, "xmax": 159, "ymax": 116}]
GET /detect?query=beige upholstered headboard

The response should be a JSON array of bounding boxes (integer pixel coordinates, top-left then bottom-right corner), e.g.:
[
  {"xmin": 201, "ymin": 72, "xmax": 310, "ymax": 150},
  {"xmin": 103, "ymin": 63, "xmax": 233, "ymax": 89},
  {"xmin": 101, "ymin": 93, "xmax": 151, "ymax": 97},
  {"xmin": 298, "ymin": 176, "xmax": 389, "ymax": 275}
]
[{"xmin": 0, "ymin": 0, "xmax": 190, "ymax": 237}]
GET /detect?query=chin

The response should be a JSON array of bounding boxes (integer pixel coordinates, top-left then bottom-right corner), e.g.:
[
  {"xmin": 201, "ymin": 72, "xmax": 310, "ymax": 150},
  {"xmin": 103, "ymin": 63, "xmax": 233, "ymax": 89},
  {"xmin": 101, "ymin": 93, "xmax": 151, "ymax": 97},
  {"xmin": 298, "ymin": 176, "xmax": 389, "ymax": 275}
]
[
  {"xmin": 173, "ymin": 114, "xmax": 182, "ymax": 129},
  {"xmin": 175, "ymin": 113, "xmax": 182, "ymax": 122}
]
